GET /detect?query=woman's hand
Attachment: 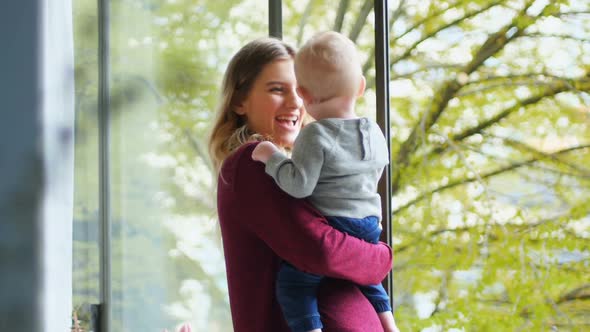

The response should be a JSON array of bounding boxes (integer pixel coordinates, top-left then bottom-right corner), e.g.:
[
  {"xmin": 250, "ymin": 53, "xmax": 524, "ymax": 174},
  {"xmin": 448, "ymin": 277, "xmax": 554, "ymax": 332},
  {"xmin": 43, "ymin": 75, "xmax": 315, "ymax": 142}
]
[{"xmin": 251, "ymin": 141, "xmax": 280, "ymax": 163}]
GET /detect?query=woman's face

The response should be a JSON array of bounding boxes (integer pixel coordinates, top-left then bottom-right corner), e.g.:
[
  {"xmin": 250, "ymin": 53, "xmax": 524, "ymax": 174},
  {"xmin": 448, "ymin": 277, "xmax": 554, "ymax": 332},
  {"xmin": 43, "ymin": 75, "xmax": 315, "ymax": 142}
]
[{"xmin": 236, "ymin": 59, "xmax": 305, "ymax": 148}]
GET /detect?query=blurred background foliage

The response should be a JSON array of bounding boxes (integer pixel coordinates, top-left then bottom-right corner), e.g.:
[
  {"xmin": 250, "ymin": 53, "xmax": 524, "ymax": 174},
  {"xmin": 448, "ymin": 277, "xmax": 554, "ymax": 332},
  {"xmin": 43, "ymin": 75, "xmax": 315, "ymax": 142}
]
[{"xmin": 72, "ymin": 0, "xmax": 589, "ymax": 331}]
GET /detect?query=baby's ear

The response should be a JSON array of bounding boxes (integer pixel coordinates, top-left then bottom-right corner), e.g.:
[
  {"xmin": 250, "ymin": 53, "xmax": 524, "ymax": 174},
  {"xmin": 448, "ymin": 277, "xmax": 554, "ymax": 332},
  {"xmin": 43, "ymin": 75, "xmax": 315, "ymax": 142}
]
[
  {"xmin": 296, "ymin": 86, "xmax": 313, "ymax": 104},
  {"xmin": 357, "ymin": 76, "xmax": 366, "ymax": 97}
]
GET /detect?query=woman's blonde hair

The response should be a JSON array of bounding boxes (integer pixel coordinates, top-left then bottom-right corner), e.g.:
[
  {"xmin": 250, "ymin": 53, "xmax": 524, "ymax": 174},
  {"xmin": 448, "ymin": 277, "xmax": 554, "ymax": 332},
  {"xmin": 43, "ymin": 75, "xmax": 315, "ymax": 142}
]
[{"xmin": 208, "ymin": 37, "xmax": 296, "ymax": 172}]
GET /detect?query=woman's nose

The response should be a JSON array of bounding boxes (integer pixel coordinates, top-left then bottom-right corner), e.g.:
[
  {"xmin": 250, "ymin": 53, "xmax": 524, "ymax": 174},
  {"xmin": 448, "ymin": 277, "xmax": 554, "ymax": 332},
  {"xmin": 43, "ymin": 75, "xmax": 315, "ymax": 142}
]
[{"xmin": 287, "ymin": 91, "xmax": 303, "ymax": 109}]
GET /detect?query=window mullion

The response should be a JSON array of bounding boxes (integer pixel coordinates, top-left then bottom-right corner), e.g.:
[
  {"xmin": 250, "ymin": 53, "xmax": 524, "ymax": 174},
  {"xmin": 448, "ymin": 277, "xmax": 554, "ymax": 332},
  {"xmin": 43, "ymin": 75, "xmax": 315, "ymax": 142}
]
[
  {"xmin": 269, "ymin": 0, "xmax": 282, "ymax": 38},
  {"xmin": 98, "ymin": 0, "xmax": 112, "ymax": 331},
  {"xmin": 374, "ymin": 0, "xmax": 393, "ymax": 297}
]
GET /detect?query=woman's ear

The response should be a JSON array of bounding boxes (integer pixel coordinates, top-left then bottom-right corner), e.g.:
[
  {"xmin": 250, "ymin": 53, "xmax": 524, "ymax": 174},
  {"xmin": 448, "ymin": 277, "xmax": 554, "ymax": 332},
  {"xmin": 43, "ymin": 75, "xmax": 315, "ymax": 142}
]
[
  {"xmin": 234, "ymin": 102, "xmax": 246, "ymax": 115},
  {"xmin": 357, "ymin": 76, "xmax": 366, "ymax": 98}
]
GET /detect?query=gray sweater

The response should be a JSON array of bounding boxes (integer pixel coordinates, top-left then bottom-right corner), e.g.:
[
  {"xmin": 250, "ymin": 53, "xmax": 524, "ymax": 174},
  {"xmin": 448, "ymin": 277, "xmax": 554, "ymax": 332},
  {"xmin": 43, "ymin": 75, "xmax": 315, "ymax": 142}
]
[{"xmin": 265, "ymin": 117, "xmax": 389, "ymax": 220}]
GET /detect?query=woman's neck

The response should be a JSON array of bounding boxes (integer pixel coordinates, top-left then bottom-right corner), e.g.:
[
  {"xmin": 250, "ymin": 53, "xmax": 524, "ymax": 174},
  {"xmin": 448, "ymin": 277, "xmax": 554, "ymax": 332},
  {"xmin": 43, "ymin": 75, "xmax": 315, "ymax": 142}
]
[{"xmin": 306, "ymin": 96, "xmax": 358, "ymax": 120}]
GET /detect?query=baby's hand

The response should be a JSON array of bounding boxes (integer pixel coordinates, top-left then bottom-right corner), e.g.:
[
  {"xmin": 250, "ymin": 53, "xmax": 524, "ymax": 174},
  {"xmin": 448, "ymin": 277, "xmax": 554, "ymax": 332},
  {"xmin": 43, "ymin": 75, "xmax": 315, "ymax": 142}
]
[{"xmin": 252, "ymin": 141, "xmax": 280, "ymax": 163}]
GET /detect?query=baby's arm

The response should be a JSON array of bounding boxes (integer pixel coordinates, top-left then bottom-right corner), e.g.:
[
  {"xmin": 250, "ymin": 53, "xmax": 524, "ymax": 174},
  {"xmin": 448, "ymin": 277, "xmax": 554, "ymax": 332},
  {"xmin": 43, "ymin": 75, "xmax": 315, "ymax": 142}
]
[
  {"xmin": 251, "ymin": 141, "xmax": 280, "ymax": 164},
  {"xmin": 251, "ymin": 125, "xmax": 328, "ymax": 199}
]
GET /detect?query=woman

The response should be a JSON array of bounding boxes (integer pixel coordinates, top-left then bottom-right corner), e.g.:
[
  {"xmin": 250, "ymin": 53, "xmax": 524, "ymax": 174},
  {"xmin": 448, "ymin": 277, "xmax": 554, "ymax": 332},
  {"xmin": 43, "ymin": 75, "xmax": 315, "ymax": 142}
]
[{"xmin": 208, "ymin": 37, "xmax": 393, "ymax": 332}]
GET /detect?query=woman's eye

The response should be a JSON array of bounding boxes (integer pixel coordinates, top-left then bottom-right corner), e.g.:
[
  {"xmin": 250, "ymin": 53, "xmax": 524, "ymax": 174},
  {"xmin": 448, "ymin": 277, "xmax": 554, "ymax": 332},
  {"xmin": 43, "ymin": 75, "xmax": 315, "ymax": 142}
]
[{"xmin": 270, "ymin": 87, "xmax": 284, "ymax": 92}]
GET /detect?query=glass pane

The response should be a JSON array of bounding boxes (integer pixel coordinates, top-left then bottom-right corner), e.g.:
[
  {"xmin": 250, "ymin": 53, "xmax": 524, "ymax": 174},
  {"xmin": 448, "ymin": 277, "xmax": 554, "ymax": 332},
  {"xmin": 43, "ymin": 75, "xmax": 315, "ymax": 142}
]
[
  {"xmin": 108, "ymin": 1, "xmax": 268, "ymax": 331},
  {"xmin": 387, "ymin": 0, "xmax": 590, "ymax": 330},
  {"xmin": 72, "ymin": 0, "xmax": 100, "ymax": 330}
]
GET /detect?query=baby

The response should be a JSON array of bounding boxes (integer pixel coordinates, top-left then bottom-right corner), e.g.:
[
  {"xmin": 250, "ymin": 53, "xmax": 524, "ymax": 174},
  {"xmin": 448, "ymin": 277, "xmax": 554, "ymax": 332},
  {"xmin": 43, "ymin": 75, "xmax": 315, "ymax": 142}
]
[{"xmin": 252, "ymin": 31, "xmax": 399, "ymax": 332}]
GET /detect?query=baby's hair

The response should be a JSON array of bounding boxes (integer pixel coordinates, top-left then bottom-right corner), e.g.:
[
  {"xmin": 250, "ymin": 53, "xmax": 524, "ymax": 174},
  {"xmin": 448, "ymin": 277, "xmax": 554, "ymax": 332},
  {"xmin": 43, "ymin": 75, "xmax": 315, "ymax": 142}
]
[{"xmin": 295, "ymin": 31, "xmax": 362, "ymax": 101}]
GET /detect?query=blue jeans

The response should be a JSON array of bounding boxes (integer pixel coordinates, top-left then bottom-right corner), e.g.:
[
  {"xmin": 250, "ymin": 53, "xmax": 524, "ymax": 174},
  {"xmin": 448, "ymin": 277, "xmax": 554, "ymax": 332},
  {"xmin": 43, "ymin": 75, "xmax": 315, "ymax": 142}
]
[{"xmin": 276, "ymin": 216, "xmax": 392, "ymax": 332}]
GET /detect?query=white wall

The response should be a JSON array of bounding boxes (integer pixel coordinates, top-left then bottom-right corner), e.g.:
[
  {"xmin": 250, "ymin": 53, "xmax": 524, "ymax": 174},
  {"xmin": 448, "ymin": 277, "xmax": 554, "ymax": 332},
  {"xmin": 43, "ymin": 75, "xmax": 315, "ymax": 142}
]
[
  {"xmin": 41, "ymin": 0, "xmax": 75, "ymax": 331},
  {"xmin": 0, "ymin": 1, "xmax": 74, "ymax": 331}
]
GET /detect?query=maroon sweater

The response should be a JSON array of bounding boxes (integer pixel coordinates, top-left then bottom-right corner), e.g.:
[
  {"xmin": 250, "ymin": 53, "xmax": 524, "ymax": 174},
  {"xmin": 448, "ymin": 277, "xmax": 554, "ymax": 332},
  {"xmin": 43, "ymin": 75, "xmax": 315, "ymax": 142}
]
[{"xmin": 217, "ymin": 143, "xmax": 393, "ymax": 332}]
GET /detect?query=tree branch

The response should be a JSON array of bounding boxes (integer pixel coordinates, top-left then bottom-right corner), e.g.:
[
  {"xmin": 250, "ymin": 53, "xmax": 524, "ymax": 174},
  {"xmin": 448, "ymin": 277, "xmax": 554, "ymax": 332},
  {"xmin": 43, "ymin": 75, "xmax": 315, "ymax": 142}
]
[
  {"xmin": 362, "ymin": 0, "xmax": 409, "ymax": 75},
  {"xmin": 520, "ymin": 33, "xmax": 590, "ymax": 43},
  {"xmin": 391, "ymin": 0, "xmax": 463, "ymax": 43},
  {"xmin": 430, "ymin": 267, "xmax": 454, "ymax": 318},
  {"xmin": 393, "ymin": 63, "xmax": 464, "ymax": 79},
  {"xmin": 332, "ymin": 0, "xmax": 350, "ymax": 32},
  {"xmin": 457, "ymin": 81, "xmax": 566, "ymax": 97},
  {"xmin": 395, "ymin": 226, "xmax": 473, "ymax": 254},
  {"xmin": 390, "ymin": 0, "xmax": 407, "ymax": 24},
  {"xmin": 520, "ymin": 284, "xmax": 590, "ymax": 318},
  {"xmin": 551, "ymin": 10, "xmax": 590, "ymax": 18},
  {"xmin": 390, "ymin": 0, "xmax": 505, "ymax": 67},
  {"xmin": 452, "ymin": 71, "xmax": 590, "ymax": 142},
  {"xmin": 114, "ymin": 73, "xmax": 165, "ymax": 104},
  {"xmin": 463, "ymin": 73, "xmax": 584, "ymax": 86},
  {"xmin": 364, "ymin": 0, "xmax": 468, "ymax": 80},
  {"xmin": 392, "ymin": 144, "xmax": 590, "ymax": 215},
  {"xmin": 436, "ymin": 137, "xmax": 590, "ymax": 180},
  {"xmin": 462, "ymin": 0, "xmax": 540, "ymax": 74},
  {"xmin": 348, "ymin": 0, "xmax": 373, "ymax": 43},
  {"xmin": 556, "ymin": 284, "xmax": 590, "ymax": 305},
  {"xmin": 296, "ymin": 0, "xmax": 314, "ymax": 46},
  {"xmin": 392, "ymin": 0, "xmax": 545, "ymax": 194},
  {"xmin": 490, "ymin": 135, "xmax": 590, "ymax": 177},
  {"xmin": 394, "ymin": 211, "xmax": 574, "ymax": 254},
  {"xmin": 456, "ymin": 70, "xmax": 590, "ymax": 95},
  {"xmin": 184, "ymin": 129, "xmax": 214, "ymax": 174},
  {"xmin": 362, "ymin": 47, "xmax": 375, "ymax": 78},
  {"xmin": 449, "ymin": 83, "xmax": 570, "ymax": 146}
]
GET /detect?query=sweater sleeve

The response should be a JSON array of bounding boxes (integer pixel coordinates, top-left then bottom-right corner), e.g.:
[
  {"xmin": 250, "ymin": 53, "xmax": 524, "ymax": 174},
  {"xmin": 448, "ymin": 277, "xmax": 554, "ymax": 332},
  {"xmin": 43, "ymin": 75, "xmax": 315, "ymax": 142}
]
[
  {"xmin": 264, "ymin": 124, "xmax": 327, "ymax": 198},
  {"xmin": 231, "ymin": 143, "xmax": 392, "ymax": 286}
]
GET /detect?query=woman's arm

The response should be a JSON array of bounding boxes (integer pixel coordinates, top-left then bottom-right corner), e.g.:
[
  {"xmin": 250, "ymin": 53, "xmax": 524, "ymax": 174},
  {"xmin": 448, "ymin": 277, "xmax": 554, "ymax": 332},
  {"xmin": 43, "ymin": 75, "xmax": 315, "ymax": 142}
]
[{"xmin": 225, "ymin": 143, "xmax": 392, "ymax": 285}]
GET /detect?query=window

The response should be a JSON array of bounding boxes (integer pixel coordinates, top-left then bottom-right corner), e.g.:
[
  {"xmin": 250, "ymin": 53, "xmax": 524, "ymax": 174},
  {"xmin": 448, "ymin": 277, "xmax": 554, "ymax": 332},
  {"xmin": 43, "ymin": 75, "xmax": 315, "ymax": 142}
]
[
  {"xmin": 73, "ymin": 1, "xmax": 269, "ymax": 331},
  {"xmin": 72, "ymin": 0, "xmax": 100, "ymax": 326},
  {"xmin": 72, "ymin": 1, "xmax": 590, "ymax": 331}
]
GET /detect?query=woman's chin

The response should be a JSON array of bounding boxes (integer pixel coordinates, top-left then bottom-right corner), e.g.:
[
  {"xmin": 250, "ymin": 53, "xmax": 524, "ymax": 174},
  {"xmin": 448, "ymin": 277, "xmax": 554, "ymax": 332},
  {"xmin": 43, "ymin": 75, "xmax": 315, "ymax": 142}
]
[{"xmin": 274, "ymin": 133, "xmax": 298, "ymax": 149}]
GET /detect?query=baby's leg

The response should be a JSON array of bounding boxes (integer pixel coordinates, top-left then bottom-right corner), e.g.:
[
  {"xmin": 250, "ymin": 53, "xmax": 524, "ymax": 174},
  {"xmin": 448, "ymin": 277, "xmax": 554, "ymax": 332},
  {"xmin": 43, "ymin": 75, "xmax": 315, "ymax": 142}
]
[
  {"xmin": 359, "ymin": 283, "xmax": 398, "ymax": 331},
  {"xmin": 276, "ymin": 262, "xmax": 324, "ymax": 332}
]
